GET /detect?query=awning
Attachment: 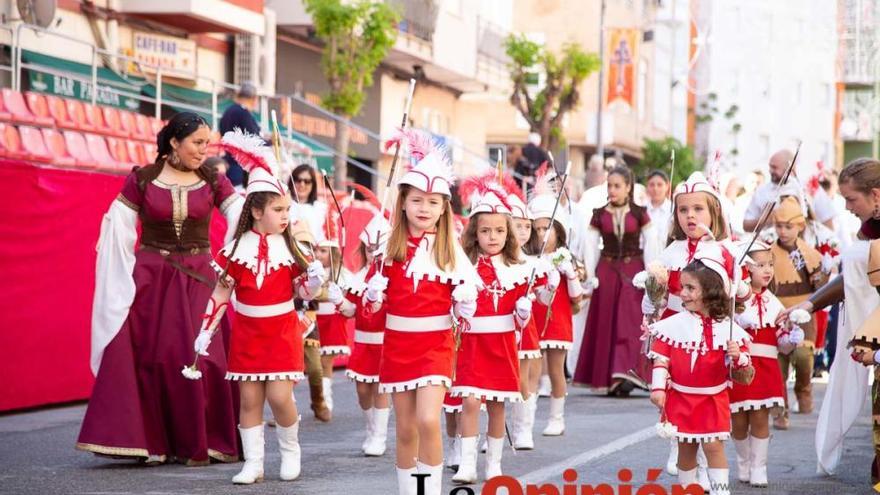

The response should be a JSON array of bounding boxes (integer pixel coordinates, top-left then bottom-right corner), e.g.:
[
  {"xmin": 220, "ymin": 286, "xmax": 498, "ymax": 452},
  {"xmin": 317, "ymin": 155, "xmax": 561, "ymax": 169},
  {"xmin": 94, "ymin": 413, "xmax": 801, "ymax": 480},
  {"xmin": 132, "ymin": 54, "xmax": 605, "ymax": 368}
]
[
  {"xmin": 22, "ymin": 50, "xmax": 143, "ymax": 111},
  {"xmin": 140, "ymin": 82, "xmax": 231, "ymax": 123}
]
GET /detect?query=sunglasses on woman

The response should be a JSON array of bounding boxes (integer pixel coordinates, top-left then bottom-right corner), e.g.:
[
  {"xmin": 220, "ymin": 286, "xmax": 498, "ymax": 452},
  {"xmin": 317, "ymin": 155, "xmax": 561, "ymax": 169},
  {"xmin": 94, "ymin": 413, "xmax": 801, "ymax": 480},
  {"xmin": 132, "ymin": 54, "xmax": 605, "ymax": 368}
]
[{"xmin": 294, "ymin": 177, "xmax": 313, "ymax": 185}]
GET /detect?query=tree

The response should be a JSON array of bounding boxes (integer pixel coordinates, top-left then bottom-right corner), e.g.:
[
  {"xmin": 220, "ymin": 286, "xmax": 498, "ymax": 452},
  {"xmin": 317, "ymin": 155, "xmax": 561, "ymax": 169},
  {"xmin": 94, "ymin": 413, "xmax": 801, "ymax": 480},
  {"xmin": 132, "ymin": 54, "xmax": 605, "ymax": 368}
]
[
  {"xmin": 635, "ymin": 137, "xmax": 698, "ymax": 186},
  {"xmin": 505, "ymin": 34, "xmax": 600, "ymax": 151},
  {"xmin": 305, "ymin": 0, "xmax": 399, "ymax": 188},
  {"xmin": 693, "ymin": 92, "xmax": 742, "ymax": 168}
]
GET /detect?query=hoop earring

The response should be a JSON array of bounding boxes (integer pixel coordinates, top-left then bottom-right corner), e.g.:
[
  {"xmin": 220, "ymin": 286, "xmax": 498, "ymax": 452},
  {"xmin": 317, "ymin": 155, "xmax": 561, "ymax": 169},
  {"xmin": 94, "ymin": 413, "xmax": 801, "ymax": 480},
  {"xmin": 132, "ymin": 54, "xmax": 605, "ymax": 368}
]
[
  {"xmin": 873, "ymin": 204, "xmax": 880, "ymax": 220},
  {"xmin": 167, "ymin": 151, "xmax": 186, "ymax": 171}
]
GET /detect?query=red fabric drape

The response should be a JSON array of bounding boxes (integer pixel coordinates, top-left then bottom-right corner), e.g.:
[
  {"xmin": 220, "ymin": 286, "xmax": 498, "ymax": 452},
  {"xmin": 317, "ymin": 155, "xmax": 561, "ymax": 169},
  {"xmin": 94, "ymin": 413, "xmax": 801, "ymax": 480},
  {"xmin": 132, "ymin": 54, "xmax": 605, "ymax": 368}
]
[{"xmin": 0, "ymin": 160, "xmax": 123, "ymax": 411}]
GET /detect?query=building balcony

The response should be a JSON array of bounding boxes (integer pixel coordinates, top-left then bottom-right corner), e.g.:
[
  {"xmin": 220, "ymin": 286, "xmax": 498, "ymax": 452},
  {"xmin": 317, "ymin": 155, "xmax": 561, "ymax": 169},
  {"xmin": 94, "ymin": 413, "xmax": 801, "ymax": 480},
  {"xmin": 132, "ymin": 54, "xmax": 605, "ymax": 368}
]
[{"xmin": 118, "ymin": 0, "xmax": 266, "ymax": 35}]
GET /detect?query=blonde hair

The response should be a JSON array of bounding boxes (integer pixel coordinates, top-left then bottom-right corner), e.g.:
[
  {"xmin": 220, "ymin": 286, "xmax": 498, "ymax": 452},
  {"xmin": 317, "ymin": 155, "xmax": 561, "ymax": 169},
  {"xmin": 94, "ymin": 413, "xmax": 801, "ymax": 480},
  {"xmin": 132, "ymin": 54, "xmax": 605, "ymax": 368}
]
[
  {"xmin": 386, "ymin": 185, "xmax": 457, "ymax": 271},
  {"xmin": 461, "ymin": 213, "xmax": 522, "ymax": 265},
  {"xmin": 669, "ymin": 192, "xmax": 729, "ymax": 241}
]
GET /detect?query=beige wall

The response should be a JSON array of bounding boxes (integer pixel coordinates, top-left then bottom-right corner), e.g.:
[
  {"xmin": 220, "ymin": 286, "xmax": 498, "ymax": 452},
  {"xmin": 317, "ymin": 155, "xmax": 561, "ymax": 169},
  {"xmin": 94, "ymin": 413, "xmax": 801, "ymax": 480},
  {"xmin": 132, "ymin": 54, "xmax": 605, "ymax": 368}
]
[{"xmin": 487, "ymin": 0, "xmax": 668, "ymax": 159}]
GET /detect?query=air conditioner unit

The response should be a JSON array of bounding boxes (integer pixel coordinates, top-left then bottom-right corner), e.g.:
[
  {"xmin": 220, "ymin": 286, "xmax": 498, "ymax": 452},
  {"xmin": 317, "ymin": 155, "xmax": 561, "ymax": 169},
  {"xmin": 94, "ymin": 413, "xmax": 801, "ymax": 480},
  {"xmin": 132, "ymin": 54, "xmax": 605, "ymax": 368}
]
[{"xmin": 234, "ymin": 7, "xmax": 277, "ymax": 94}]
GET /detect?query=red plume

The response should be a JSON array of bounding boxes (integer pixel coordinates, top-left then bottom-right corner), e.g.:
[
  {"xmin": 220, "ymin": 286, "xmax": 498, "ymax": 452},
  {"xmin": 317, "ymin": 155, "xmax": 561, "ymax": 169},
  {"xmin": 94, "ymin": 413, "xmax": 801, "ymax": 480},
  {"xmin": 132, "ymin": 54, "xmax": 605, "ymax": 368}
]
[
  {"xmin": 458, "ymin": 172, "xmax": 513, "ymax": 212},
  {"xmin": 500, "ymin": 172, "xmax": 524, "ymax": 201},
  {"xmin": 346, "ymin": 181, "xmax": 382, "ymax": 210}
]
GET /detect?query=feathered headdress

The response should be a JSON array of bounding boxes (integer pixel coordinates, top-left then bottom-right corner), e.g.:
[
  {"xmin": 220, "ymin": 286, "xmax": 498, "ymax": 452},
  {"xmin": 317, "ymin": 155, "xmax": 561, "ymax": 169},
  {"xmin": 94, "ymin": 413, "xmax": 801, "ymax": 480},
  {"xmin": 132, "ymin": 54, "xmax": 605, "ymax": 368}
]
[
  {"xmin": 318, "ymin": 204, "xmax": 341, "ymax": 248},
  {"xmin": 528, "ymin": 161, "xmax": 569, "ymax": 231},
  {"xmin": 458, "ymin": 172, "xmax": 513, "ymax": 218},
  {"xmin": 805, "ymin": 161, "xmax": 825, "ymax": 198},
  {"xmin": 385, "ymin": 128, "xmax": 454, "ymax": 196},
  {"xmin": 532, "ymin": 161, "xmax": 557, "ymax": 199},
  {"xmin": 216, "ymin": 128, "xmax": 286, "ymax": 196}
]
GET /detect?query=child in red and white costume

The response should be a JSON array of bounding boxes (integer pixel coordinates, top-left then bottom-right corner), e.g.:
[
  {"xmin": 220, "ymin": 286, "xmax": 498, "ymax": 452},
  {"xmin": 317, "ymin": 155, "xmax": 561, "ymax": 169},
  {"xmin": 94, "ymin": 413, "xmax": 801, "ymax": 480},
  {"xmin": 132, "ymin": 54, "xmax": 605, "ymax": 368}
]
[
  {"xmin": 449, "ymin": 175, "xmax": 533, "ymax": 483},
  {"xmin": 646, "ymin": 171, "xmax": 748, "ymax": 483},
  {"xmin": 507, "ymin": 186, "xmax": 545, "ymax": 450},
  {"xmin": 314, "ymin": 205, "xmax": 356, "ymax": 414},
  {"xmin": 188, "ymin": 130, "xmax": 326, "ymax": 484},
  {"xmin": 527, "ymin": 177, "xmax": 585, "ymax": 437},
  {"xmin": 345, "ymin": 212, "xmax": 392, "ymax": 457},
  {"xmin": 649, "ymin": 246, "xmax": 754, "ymax": 495},
  {"xmin": 730, "ymin": 240, "xmax": 791, "ymax": 487},
  {"xmin": 366, "ymin": 129, "xmax": 481, "ymax": 495}
]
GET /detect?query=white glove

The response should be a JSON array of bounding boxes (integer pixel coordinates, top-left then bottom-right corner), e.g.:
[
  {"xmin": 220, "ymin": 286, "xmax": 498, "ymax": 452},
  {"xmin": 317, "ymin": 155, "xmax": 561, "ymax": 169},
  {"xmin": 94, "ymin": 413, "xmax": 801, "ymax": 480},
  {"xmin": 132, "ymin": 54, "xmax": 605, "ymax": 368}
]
[
  {"xmin": 327, "ymin": 283, "xmax": 344, "ymax": 306},
  {"xmin": 546, "ymin": 269, "xmax": 561, "ymax": 290},
  {"xmin": 789, "ymin": 326, "xmax": 805, "ymax": 346},
  {"xmin": 365, "ymin": 273, "xmax": 389, "ymax": 303},
  {"xmin": 515, "ymin": 296, "xmax": 533, "ymax": 321},
  {"xmin": 558, "ymin": 259, "xmax": 576, "ymax": 279},
  {"xmin": 456, "ymin": 299, "xmax": 477, "ymax": 320},
  {"xmin": 641, "ymin": 294, "xmax": 656, "ymax": 316},
  {"xmin": 194, "ymin": 330, "xmax": 212, "ymax": 357},
  {"xmin": 306, "ymin": 261, "xmax": 327, "ymax": 292}
]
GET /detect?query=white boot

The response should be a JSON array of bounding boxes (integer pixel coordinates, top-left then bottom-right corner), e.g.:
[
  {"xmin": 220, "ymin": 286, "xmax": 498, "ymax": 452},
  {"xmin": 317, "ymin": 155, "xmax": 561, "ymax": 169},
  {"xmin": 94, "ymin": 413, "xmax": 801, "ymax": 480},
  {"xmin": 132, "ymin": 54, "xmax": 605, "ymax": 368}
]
[
  {"xmin": 538, "ymin": 375, "xmax": 551, "ymax": 397},
  {"xmin": 513, "ymin": 398, "xmax": 533, "ymax": 450},
  {"xmin": 485, "ymin": 436, "xmax": 504, "ymax": 480},
  {"xmin": 749, "ymin": 435, "xmax": 769, "ymax": 487},
  {"xmin": 322, "ymin": 377, "xmax": 334, "ymax": 411},
  {"xmin": 666, "ymin": 440, "xmax": 679, "ymax": 475},
  {"xmin": 732, "ymin": 437, "xmax": 750, "ymax": 483},
  {"xmin": 697, "ymin": 446, "xmax": 710, "ymax": 492},
  {"xmin": 361, "ymin": 408, "xmax": 374, "ymax": 452},
  {"xmin": 452, "ymin": 436, "xmax": 478, "ymax": 484},
  {"xmin": 542, "ymin": 397, "xmax": 565, "ymax": 436},
  {"xmin": 480, "ymin": 437, "xmax": 488, "ymax": 453},
  {"xmin": 364, "ymin": 407, "xmax": 389, "ymax": 456},
  {"xmin": 445, "ymin": 435, "xmax": 461, "ymax": 471},
  {"xmin": 276, "ymin": 421, "xmax": 301, "ymax": 481},
  {"xmin": 707, "ymin": 468, "xmax": 730, "ymax": 495},
  {"xmin": 396, "ymin": 466, "xmax": 418, "ymax": 495},
  {"xmin": 417, "ymin": 460, "xmax": 444, "ymax": 495},
  {"xmin": 678, "ymin": 467, "xmax": 699, "ymax": 491},
  {"xmin": 232, "ymin": 424, "xmax": 264, "ymax": 484}
]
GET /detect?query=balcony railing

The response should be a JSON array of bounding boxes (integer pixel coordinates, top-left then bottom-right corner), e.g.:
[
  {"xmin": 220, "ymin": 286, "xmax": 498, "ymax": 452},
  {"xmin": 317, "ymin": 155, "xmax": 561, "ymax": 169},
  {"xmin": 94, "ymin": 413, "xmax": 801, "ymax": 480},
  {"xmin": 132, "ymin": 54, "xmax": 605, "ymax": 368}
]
[{"xmin": 387, "ymin": 0, "xmax": 438, "ymax": 43}]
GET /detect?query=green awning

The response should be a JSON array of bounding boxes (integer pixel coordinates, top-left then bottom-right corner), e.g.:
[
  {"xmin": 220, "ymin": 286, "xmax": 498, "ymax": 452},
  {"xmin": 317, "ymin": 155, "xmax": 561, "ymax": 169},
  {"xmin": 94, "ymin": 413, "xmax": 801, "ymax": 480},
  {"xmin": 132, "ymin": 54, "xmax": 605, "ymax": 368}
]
[
  {"xmin": 140, "ymin": 83, "xmax": 234, "ymax": 123},
  {"xmin": 23, "ymin": 50, "xmax": 143, "ymax": 111}
]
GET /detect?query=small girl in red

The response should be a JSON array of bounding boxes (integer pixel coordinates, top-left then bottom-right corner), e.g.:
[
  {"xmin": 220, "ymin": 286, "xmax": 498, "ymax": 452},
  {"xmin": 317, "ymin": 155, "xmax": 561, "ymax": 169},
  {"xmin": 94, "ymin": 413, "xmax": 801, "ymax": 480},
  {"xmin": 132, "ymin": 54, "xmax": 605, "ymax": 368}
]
[
  {"xmin": 345, "ymin": 212, "xmax": 391, "ymax": 457},
  {"xmin": 188, "ymin": 147, "xmax": 325, "ymax": 485},
  {"xmin": 313, "ymin": 210, "xmax": 356, "ymax": 414},
  {"xmin": 366, "ymin": 129, "xmax": 481, "ymax": 495},
  {"xmin": 450, "ymin": 177, "xmax": 533, "ymax": 483},
  {"xmin": 649, "ymin": 248, "xmax": 753, "ymax": 495},
  {"xmin": 527, "ymin": 189, "xmax": 584, "ymax": 437},
  {"xmin": 730, "ymin": 240, "xmax": 788, "ymax": 487}
]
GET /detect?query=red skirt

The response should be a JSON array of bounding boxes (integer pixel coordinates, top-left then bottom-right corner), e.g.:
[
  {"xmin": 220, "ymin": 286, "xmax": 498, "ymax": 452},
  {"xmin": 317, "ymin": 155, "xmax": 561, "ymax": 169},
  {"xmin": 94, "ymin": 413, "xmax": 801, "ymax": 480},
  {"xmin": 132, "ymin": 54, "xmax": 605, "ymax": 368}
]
[
  {"xmin": 451, "ymin": 331, "xmax": 521, "ymax": 402},
  {"xmin": 730, "ymin": 327, "xmax": 785, "ymax": 412},
  {"xmin": 519, "ymin": 317, "xmax": 541, "ymax": 359},
  {"xmin": 443, "ymin": 392, "xmax": 462, "ymax": 413},
  {"xmin": 379, "ymin": 315, "xmax": 454, "ymax": 393},
  {"xmin": 535, "ymin": 284, "xmax": 574, "ymax": 350},
  {"xmin": 346, "ymin": 329, "xmax": 383, "ymax": 383},
  {"xmin": 814, "ymin": 309, "xmax": 829, "ymax": 351},
  {"xmin": 666, "ymin": 387, "xmax": 731, "ymax": 443},
  {"xmin": 228, "ymin": 311, "xmax": 304, "ymax": 382},
  {"xmin": 316, "ymin": 304, "xmax": 351, "ymax": 356}
]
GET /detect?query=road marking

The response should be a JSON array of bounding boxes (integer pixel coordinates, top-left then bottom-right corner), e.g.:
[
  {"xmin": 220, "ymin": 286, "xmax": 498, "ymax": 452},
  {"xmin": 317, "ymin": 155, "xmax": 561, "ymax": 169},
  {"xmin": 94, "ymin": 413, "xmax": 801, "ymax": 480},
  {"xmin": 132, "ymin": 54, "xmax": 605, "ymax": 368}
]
[{"xmin": 518, "ymin": 425, "xmax": 657, "ymax": 484}]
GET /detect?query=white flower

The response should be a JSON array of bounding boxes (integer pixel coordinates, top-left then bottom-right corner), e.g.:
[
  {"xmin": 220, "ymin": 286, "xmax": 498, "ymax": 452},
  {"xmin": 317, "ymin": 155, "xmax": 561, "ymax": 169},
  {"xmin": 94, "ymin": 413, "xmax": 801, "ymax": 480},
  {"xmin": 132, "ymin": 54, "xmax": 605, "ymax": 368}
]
[
  {"xmin": 452, "ymin": 283, "xmax": 478, "ymax": 303},
  {"xmin": 181, "ymin": 365, "xmax": 203, "ymax": 380},
  {"xmin": 789, "ymin": 309, "xmax": 811, "ymax": 325},
  {"xmin": 633, "ymin": 271, "xmax": 649, "ymax": 289},
  {"xmin": 655, "ymin": 421, "xmax": 678, "ymax": 439}
]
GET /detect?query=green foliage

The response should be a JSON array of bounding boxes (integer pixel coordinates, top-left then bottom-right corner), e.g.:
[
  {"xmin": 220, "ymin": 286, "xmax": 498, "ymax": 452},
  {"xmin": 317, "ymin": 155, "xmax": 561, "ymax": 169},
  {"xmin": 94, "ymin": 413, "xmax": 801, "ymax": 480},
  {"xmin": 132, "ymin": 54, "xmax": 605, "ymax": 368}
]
[
  {"xmin": 505, "ymin": 34, "xmax": 600, "ymax": 149},
  {"xmin": 635, "ymin": 137, "xmax": 698, "ymax": 186},
  {"xmin": 305, "ymin": 0, "xmax": 399, "ymax": 117}
]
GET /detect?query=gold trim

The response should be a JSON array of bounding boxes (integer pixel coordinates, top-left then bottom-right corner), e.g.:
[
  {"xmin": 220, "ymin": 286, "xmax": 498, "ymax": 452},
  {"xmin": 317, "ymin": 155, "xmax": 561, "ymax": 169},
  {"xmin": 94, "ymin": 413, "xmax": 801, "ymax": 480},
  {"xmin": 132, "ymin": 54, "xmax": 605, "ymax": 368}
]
[
  {"xmin": 208, "ymin": 449, "xmax": 239, "ymax": 463},
  {"xmin": 219, "ymin": 194, "xmax": 239, "ymax": 214},
  {"xmin": 151, "ymin": 178, "xmax": 206, "ymax": 191},
  {"xmin": 168, "ymin": 184, "xmax": 189, "ymax": 239},
  {"xmin": 115, "ymin": 193, "xmax": 139, "ymax": 212},
  {"xmin": 76, "ymin": 441, "xmax": 157, "ymax": 460}
]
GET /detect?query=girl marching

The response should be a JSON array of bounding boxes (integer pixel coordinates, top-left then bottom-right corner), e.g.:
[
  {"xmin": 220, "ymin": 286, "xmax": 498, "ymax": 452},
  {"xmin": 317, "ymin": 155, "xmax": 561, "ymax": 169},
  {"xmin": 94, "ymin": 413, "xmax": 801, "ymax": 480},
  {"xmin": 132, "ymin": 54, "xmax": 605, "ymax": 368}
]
[
  {"xmin": 450, "ymin": 175, "xmax": 534, "ymax": 483},
  {"xmin": 526, "ymin": 166, "xmax": 586, "ymax": 437},
  {"xmin": 365, "ymin": 129, "xmax": 481, "ymax": 495},
  {"xmin": 187, "ymin": 130, "xmax": 326, "ymax": 484},
  {"xmin": 507, "ymin": 182, "xmax": 545, "ymax": 450},
  {"xmin": 345, "ymin": 212, "xmax": 393, "ymax": 456},
  {"xmin": 649, "ymin": 246, "xmax": 754, "ymax": 495},
  {"xmin": 730, "ymin": 240, "xmax": 797, "ymax": 487}
]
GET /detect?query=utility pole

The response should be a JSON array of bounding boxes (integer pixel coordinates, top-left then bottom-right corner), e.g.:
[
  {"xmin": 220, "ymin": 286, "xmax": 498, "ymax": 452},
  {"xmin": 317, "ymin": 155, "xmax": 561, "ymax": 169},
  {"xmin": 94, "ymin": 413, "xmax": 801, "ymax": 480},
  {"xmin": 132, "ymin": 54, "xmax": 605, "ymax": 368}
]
[{"xmin": 595, "ymin": 0, "xmax": 607, "ymax": 164}]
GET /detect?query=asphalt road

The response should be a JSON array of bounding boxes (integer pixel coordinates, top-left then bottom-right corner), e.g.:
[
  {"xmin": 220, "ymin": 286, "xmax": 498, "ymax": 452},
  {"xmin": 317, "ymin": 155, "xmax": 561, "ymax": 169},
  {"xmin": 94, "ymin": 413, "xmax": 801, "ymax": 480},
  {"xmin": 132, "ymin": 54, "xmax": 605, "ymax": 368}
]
[{"xmin": 0, "ymin": 376, "xmax": 875, "ymax": 495}]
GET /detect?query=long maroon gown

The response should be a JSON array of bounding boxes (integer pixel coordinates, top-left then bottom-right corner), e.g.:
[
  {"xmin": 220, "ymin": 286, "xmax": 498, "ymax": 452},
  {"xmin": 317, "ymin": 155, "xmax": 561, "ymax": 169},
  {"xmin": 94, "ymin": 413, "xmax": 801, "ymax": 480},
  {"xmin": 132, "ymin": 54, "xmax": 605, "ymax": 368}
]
[
  {"xmin": 76, "ymin": 169, "xmax": 240, "ymax": 464},
  {"xmin": 573, "ymin": 204, "xmax": 648, "ymax": 391}
]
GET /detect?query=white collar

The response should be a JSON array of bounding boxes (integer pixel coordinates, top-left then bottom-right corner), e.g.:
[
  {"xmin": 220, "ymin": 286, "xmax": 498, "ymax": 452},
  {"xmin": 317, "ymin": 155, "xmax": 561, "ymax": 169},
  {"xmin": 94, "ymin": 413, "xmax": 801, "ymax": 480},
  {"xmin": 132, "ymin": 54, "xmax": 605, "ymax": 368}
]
[
  {"xmin": 479, "ymin": 254, "xmax": 532, "ymax": 290},
  {"xmin": 384, "ymin": 233, "xmax": 482, "ymax": 289},
  {"xmin": 735, "ymin": 289, "xmax": 785, "ymax": 330},
  {"xmin": 220, "ymin": 231, "xmax": 295, "ymax": 288},
  {"xmin": 649, "ymin": 311, "xmax": 750, "ymax": 352}
]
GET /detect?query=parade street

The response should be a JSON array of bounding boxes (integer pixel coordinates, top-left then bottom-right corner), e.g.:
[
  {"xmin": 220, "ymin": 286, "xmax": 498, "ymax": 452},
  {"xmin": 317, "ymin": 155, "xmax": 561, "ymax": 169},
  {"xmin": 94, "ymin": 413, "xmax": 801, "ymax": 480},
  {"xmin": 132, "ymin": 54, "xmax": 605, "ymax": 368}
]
[{"xmin": 0, "ymin": 376, "xmax": 873, "ymax": 495}]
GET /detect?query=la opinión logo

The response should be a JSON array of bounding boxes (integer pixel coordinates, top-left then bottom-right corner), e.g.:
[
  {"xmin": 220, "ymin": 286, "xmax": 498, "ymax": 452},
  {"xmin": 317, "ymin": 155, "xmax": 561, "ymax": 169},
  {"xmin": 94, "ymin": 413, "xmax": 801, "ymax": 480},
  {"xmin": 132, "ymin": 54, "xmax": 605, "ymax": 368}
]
[{"xmin": 413, "ymin": 468, "xmax": 708, "ymax": 495}]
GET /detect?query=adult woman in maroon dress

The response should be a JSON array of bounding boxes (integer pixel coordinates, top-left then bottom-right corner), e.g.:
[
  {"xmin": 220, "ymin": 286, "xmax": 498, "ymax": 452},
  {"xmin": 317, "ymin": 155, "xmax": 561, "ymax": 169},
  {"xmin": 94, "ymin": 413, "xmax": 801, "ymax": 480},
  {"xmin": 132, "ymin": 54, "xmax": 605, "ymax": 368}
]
[
  {"xmin": 573, "ymin": 166, "xmax": 660, "ymax": 395},
  {"xmin": 77, "ymin": 112, "xmax": 244, "ymax": 464}
]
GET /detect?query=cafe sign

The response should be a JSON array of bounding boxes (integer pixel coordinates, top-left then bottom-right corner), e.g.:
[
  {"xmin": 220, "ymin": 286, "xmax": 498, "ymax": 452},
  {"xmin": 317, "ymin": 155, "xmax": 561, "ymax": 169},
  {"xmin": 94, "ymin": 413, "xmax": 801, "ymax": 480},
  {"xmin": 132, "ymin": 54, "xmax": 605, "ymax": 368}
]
[{"xmin": 132, "ymin": 31, "xmax": 197, "ymax": 79}]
